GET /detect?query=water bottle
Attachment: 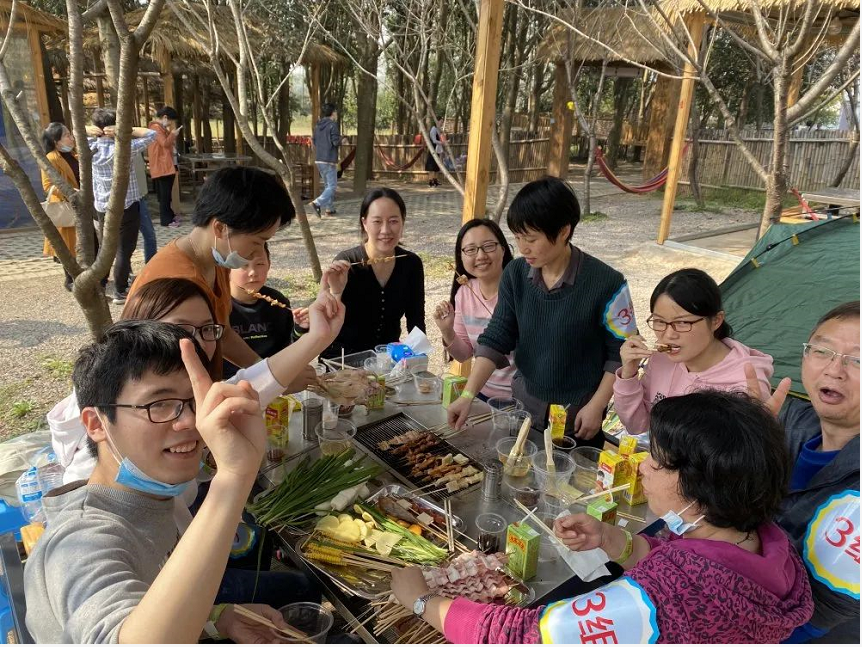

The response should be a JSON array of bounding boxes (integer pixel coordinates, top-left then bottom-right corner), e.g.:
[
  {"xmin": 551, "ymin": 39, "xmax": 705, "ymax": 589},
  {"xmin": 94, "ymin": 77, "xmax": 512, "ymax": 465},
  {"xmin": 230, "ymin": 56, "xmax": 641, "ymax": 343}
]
[
  {"xmin": 15, "ymin": 467, "xmax": 44, "ymax": 524},
  {"xmin": 37, "ymin": 452, "xmax": 65, "ymax": 497}
]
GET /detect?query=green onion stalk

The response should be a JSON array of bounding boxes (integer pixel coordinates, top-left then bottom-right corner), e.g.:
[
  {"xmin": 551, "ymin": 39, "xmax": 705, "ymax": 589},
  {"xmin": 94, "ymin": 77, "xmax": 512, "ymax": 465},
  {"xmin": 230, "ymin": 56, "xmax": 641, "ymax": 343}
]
[
  {"xmin": 354, "ymin": 502, "xmax": 448, "ymax": 565},
  {"xmin": 248, "ymin": 449, "xmax": 382, "ymax": 529}
]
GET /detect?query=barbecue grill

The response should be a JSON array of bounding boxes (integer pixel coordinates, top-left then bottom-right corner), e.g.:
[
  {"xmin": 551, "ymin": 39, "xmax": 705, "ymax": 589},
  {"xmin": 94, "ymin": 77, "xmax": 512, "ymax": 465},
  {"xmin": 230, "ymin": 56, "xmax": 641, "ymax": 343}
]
[{"xmin": 355, "ymin": 413, "xmax": 481, "ymax": 502}]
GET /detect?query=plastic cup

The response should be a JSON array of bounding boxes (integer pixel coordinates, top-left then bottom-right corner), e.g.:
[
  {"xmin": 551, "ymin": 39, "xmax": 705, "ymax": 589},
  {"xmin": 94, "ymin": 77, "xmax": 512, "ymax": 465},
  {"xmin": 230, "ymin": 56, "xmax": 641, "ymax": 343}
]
[
  {"xmin": 496, "ymin": 437, "xmax": 537, "ymax": 478},
  {"xmin": 532, "ymin": 450, "xmax": 576, "ymax": 492},
  {"xmin": 413, "ymin": 374, "xmax": 442, "ymax": 397},
  {"xmin": 315, "ymin": 419, "xmax": 356, "ymax": 456},
  {"xmin": 503, "ymin": 410, "xmax": 532, "ymax": 437},
  {"xmin": 322, "ymin": 399, "xmax": 340, "ymax": 429},
  {"xmin": 488, "ymin": 397, "xmax": 524, "ymax": 433},
  {"xmin": 551, "ymin": 436, "xmax": 576, "ymax": 452},
  {"xmin": 571, "ymin": 446, "xmax": 602, "ymax": 494},
  {"xmin": 475, "ymin": 512, "xmax": 507, "ymax": 554},
  {"xmin": 266, "ymin": 423, "xmax": 288, "ymax": 461},
  {"xmin": 312, "ymin": 362, "xmax": 327, "ymax": 377},
  {"xmin": 279, "ymin": 602, "xmax": 334, "ymax": 643}
]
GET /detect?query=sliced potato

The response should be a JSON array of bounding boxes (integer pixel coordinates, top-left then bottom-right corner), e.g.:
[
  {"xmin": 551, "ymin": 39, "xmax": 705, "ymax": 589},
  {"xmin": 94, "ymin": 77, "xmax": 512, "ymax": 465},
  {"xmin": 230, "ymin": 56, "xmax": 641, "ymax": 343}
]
[
  {"xmin": 361, "ymin": 511, "xmax": 374, "ymax": 523},
  {"xmin": 337, "ymin": 513, "xmax": 354, "ymax": 525},
  {"xmin": 315, "ymin": 516, "xmax": 340, "ymax": 532},
  {"xmin": 354, "ymin": 518, "xmax": 369, "ymax": 540}
]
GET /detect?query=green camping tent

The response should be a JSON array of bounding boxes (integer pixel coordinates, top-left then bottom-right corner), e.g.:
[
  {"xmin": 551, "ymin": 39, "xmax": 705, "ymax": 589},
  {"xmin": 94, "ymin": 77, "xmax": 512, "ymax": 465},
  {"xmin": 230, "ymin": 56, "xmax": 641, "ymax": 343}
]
[{"xmin": 721, "ymin": 216, "xmax": 860, "ymax": 398}]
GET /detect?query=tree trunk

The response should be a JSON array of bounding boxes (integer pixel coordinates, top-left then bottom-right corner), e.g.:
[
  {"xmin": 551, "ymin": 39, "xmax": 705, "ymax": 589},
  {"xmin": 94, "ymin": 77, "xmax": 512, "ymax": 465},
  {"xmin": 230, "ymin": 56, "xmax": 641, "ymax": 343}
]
[
  {"xmin": 500, "ymin": 7, "xmax": 527, "ymax": 160},
  {"xmin": 395, "ymin": 68, "xmax": 407, "ymax": 135},
  {"xmin": 354, "ymin": 38, "xmax": 379, "ymax": 194},
  {"xmin": 96, "ymin": 13, "xmax": 120, "ymax": 100},
  {"xmin": 583, "ymin": 133, "xmax": 597, "ymax": 216},
  {"xmin": 201, "ymin": 79, "xmax": 213, "ymax": 153},
  {"xmin": 40, "ymin": 39, "xmax": 65, "ymax": 122},
  {"xmin": 223, "ymin": 85, "xmax": 236, "ymax": 154},
  {"xmin": 606, "ymin": 77, "xmax": 632, "ymax": 172},
  {"xmin": 688, "ymin": 104, "xmax": 704, "ymax": 209},
  {"xmin": 192, "ymin": 73, "xmax": 203, "ymax": 153},
  {"xmin": 277, "ymin": 65, "xmax": 290, "ymax": 142},
  {"xmin": 830, "ymin": 137, "xmax": 858, "ymax": 187},
  {"xmin": 761, "ymin": 59, "xmax": 791, "ymax": 237}
]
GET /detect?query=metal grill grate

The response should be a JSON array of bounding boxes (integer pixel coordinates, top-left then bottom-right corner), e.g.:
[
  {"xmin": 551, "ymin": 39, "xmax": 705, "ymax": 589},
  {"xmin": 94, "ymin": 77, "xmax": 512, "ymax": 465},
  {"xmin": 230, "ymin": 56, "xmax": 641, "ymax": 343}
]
[{"xmin": 355, "ymin": 413, "xmax": 480, "ymax": 502}]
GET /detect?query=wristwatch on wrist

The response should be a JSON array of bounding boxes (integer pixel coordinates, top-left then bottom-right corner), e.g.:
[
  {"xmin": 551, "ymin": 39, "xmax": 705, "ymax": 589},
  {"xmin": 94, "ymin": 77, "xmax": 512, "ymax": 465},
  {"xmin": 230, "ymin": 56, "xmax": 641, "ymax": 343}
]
[{"xmin": 413, "ymin": 592, "xmax": 437, "ymax": 616}]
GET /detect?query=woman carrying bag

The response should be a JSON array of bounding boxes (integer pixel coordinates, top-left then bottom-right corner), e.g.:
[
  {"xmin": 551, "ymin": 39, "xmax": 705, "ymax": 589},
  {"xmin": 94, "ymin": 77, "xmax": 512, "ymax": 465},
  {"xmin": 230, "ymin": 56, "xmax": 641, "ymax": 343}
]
[{"xmin": 41, "ymin": 123, "xmax": 79, "ymax": 291}]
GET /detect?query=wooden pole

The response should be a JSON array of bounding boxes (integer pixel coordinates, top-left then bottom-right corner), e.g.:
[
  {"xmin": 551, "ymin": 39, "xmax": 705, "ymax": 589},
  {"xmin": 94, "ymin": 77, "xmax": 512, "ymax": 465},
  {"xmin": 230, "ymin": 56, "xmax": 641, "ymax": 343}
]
[
  {"xmin": 193, "ymin": 73, "xmax": 204, "ymax": 154},
  {"xmin": 143, "ymin": 76, "xmax": 151, "ymax": 122},
  {"xmin": 787, "ymin": 64, "xmax": 804, "ymax": 108},
  {"xmin": 547, "ymin": 61, "xmax": 573, "ymax": 178},
  {"xmin": 27, "ymin": 29, "xmax": 50, "ymax": 127},
  {"xmin": 657, "ymin": 12, "xmax": 705, "ymax": 244},
  {"xmin": 310, "ymin": 63, "xmax": 321, "ymax": 201},
  {"xmin": 461, "ymin": 0, "xmax": 505, "ymax": 223}
]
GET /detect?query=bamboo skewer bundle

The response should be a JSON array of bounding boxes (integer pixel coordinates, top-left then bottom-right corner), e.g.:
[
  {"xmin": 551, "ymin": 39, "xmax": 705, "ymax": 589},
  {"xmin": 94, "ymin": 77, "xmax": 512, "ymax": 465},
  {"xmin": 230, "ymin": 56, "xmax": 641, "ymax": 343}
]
[
  {"xmin": 232, "ymin": 605, "xmax": 312, "ymax": 643},
  {"xmin": 512, "ymin": 499, "xmax": 569, "ymax": 552}
]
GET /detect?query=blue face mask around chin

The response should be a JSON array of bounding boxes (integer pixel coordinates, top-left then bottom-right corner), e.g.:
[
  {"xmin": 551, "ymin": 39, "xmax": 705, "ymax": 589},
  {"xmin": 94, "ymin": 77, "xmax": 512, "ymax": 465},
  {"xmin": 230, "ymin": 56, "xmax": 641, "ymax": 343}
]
[
  {"xmin": 101, "ymin": 417, "xmax": 195, "ymax": 498},
  {"xmin": 212, "ymin": 230, "xmax": 252, "ymax": 270},
  {"xmin": 660, "ymin": 501, "xmax": 704, "ymax": 535}
]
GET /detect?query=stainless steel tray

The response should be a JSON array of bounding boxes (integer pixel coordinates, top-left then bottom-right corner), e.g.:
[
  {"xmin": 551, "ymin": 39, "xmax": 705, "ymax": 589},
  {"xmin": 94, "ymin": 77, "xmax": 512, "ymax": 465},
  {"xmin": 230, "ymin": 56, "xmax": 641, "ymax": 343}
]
[
  {"xmin": 366, "ymin": 484, "xmax": 465, "ymax": 531},
  {"xmin": 295, "ymin": 535, "xmax": 392, "ymax": 600}
]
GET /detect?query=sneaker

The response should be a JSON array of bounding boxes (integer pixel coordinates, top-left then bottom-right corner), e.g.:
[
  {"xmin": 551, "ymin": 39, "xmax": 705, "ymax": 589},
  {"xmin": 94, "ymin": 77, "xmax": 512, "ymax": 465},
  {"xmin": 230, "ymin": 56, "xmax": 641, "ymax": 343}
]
[
  {"xmin": 111, "ymin": 290, "xmax": 128, "ymax": 305},
  {"xmin": 168, "ymin": 219, "xmax": 180, "ymax": 228},
  {"xmin": 325, "ymin": 209, "xmax": 337, "ymax": 216},
  {"xmin": 311, "ymin": 202, "xmax": 322, "ymax": 218}
]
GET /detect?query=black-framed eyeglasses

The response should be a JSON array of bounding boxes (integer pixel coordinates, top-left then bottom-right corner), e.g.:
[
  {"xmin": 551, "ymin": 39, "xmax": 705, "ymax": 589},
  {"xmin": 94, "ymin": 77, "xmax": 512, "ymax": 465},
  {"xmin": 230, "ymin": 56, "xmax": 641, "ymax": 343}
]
[
  {"xmin": 803, "ymin": 343, "xmax": 861, "ymax": 370},
  {"xmin": 646, "ymin": 316, "xmax": 705, "ymax": 333},
  {"xmin": 461, "ymin": 241, "xmax": 501, "ymax": 256},
  {"xmin": 94, "ymin": 398, "xmax": 196, "ymax": 423},
  {"xmin": 174, "ymin": 323, "xmax": 224, "ymax": 342}
]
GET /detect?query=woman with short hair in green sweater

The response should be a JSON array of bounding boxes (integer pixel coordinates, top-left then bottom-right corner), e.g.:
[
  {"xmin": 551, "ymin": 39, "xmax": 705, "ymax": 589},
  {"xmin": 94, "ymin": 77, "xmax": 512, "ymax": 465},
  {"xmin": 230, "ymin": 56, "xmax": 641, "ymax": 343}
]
[{"xmin": 448, "ymin": 177, "xmax": 637, "ymax": 448}]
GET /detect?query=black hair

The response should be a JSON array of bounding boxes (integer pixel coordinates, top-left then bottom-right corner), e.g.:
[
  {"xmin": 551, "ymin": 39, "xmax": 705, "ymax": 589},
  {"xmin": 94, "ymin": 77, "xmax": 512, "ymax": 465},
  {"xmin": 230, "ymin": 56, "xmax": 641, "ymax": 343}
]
[
  {"xmin": 73, "ymin": 321, "xmax": 209, "ymax": 457},
  {"xmin": 42, "ymin": 122, "xmax": 67, "ymax": 153},
  {"xmin": 810, "ymin": 300, "xmax": 860, "ymax": 338},
  {"xmin": 263, "ymin": 241, "xmax": 271, "ymax": 262},
  {"xmin": 359, "ymin": 187, "xmax": 406, "ymax": 241},
  {"xmin": 506, "ymin": 176, "xmax": 580, "ymax": 244},
  {"xmin": 91, "ymin": 108, "xmax": 117, "ymax": 129},
  {"xmin": 322, "ymin": 103, "xmax": 337, "ymax": 118},
  {"xmin": 650, "ymin": 268, "xmax": 732, "ymax": 339},
  {"xmin": 191, "ymin": 167, "xmax": 294, "ymax": 233},
  {"xmin": 649, "ymin": 390, "xmax": 789, "ymax": 533},
  {"xmin": 450, "ymin": 219, "xmax": 513, "ymax": 304},
  {"xmin": 156, "ymin": 106, "xmax": 179, "ymax": 120}
]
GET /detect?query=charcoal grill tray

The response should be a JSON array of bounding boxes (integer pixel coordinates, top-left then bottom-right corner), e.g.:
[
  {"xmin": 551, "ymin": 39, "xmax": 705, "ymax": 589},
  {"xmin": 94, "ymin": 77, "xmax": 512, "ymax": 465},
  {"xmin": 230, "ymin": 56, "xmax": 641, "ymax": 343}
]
[{"xmin": 354, "ymin": 412, "xmax": 481, "ymax": 502}]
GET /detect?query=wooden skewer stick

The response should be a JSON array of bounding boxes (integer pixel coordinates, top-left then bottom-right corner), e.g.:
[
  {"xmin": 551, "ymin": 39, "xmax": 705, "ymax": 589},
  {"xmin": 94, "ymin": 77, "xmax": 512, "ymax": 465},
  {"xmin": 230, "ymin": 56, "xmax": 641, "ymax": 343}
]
[
  {"xmin": 512, "ymin": 499, "xmax": 569, "ymax": 552},
  {"xmin": 350, "ymin": 253, "xmax": 409, "ymax": 266},
  {"xmin": 232, "ymin": 605, "xmax": 312, "ymax": 643},
  {"xmin": 444, "ymin": 499, "xmax": 455, "ymax": 553},
  {"xmin": 243, "ymin": 287, "xmax": 289, "ymax": 309},
  {"xmin": 574, "ymin": 484, "xmax": 630, "ymax": 503},
  {"xmin": 504, "ymin": 415, "xmax": 532, "ymax": 476},
  {"xmin": 448, "ymin": 262, "xmax": 494, "ymax": 316},
  {"xmin": 616, "ymin": 511, "xmax": 646, "ymax": 523},
  {"xmin": 543, "ymin": 427, "xmax": 555, "ymax": 474}
]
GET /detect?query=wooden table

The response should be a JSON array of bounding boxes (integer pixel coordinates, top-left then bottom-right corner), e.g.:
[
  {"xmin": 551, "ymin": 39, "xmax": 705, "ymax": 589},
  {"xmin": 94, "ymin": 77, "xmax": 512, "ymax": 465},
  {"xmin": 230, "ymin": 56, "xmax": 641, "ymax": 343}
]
[
  {"xmin": 802, "ymin": 188, "xmax": 861, "ymax": 209},
  {"xmin": 179, "ymin": 153, "xmax": 254, "ymax": 186}
]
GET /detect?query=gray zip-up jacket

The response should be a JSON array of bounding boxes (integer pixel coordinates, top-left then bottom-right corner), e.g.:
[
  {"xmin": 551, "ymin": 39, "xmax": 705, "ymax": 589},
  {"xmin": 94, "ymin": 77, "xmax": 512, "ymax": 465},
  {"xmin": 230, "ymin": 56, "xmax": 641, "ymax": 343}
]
[
  {"xmin": 775, "ymin": 397, "xmax": 860, "ymax": 642},
  {"xmin": 312, "ymin": 117, "xmax": 341, "ymax": 164}
]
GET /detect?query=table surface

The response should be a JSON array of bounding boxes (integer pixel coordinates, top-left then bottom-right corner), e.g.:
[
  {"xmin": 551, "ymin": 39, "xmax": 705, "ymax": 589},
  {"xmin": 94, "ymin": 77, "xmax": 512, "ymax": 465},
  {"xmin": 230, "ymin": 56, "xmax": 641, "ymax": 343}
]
[
  {"xmin": 257, "ymin": 384, "xmax": 656, "ymax": 643},
  {"xmin": 180, "ymin": 153, "xmax": 254, "ymax": 163},
  {"xmin": 802, "ymin": 187, "xmax": 861, "ymax": 207}
]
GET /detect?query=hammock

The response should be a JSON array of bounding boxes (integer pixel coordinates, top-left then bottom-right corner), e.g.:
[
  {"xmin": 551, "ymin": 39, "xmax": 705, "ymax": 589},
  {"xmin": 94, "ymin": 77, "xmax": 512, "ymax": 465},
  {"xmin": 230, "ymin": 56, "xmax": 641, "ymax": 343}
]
[
  {"xmin": 337, "ymin": 148, "xmax": 356, "ymax": 179},
  {"xmin": 789, "ymin": 187, "xmax": 818, "ymax": 219},
  {"xmin": 594, "ymin": 144, "xmax": 689, "ymax": 194},
  {"xmin": 375, "ymin": 144, "xmax": 425, "ymax": 171}
]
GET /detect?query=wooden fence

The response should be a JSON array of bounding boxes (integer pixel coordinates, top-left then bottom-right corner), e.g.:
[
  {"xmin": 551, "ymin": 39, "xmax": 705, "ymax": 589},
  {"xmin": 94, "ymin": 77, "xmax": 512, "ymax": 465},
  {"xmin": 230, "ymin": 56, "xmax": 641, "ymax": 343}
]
[{"xmin": 680, "ymin": 129, "xmax": 859, "ymax": 192}]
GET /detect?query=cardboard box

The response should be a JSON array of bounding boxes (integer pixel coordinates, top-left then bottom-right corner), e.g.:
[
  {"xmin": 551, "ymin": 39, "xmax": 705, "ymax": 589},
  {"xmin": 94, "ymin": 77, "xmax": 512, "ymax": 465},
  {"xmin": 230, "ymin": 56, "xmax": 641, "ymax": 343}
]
[
  {"xmin": 442, "ymin": 374, "xmax": 468, "ymax": 408},
  {"xmin": 623, "ymin": 451, "xmax": 649, "ymax": 506},
  {"xmin": 549, "ymin": 404, "xmax": 567, "ymax": 440},
  {"xmin": 597, "ymin": 449, "xmax": 632, "ymax": 501},
  {"xmin": 265, "ymin": 396, "xmax": 293, "ymax": 427},
  {"xmin": 506, "ymin": 522, "xmax": 540, "ymax": 580},
  {"xmin": 587, "ymin": 499, "xmax": 618, "ymax": 525}
]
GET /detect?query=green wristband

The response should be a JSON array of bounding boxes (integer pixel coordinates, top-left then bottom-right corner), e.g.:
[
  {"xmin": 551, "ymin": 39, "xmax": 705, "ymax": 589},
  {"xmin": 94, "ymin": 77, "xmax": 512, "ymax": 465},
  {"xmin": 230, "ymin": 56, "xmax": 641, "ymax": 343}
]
[
  {"xmin": 613, "ymin": 529, "xmax": 634, "ymax": 564},
  {"xmin": 461, "ymin": 389, "xmax": 476, "ymax": 400}
]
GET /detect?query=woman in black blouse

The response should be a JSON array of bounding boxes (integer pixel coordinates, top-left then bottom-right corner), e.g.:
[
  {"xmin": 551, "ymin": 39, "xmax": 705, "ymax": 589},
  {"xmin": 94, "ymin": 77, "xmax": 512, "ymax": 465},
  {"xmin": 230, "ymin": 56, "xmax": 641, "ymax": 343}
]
[{"xmin": 322, "ymin": 188, "xmax": 425, "ymax": 359}]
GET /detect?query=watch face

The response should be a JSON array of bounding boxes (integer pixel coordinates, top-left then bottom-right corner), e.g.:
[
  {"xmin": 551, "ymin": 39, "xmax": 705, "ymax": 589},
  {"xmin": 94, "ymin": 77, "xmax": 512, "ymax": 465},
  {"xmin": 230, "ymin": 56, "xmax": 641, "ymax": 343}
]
[{"xmin": 413, "ymin": 598, "xmax": 425, "ymax": 615}]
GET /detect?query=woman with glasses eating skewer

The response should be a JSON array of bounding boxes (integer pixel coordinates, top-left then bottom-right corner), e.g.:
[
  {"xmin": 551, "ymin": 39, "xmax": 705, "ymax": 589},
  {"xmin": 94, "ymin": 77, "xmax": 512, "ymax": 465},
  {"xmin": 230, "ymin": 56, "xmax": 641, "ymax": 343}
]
[
  {"xmin": 613, "ymin": 268, "xmax": 774, "ymax": 434},
  {"xmin": 432, "ymin": 219, "xmax": 514, "ymax": 400}
]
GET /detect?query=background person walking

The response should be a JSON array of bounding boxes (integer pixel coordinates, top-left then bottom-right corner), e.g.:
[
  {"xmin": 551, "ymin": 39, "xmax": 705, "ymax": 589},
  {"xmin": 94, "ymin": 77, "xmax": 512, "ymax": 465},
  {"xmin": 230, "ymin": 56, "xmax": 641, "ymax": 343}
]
[{"xmin": 310, "ymin": 103, "xmax": 342, "ymax": 217}]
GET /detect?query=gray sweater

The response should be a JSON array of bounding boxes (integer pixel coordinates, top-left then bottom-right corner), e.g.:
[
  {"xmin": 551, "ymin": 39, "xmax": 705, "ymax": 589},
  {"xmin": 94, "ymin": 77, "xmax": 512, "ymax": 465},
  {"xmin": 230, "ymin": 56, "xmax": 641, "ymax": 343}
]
[
  {"xmin": 24, "ymin": 481, "xmax": 177, "ymax": 643},
  {"xmin": 312, "ymin": 117, "xmax": 341, "ymax": 163}
]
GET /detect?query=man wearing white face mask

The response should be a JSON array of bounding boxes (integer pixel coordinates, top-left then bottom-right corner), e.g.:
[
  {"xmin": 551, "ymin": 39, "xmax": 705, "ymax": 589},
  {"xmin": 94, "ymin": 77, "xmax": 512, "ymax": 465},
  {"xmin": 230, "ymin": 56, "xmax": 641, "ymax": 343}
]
[
  {"xmin": 128, "ymin": 167, "xmax": 315, "ymax": 390},
  {"xmin": 24, "ymin": 321, "xmax": 348, "ymax": 642}
]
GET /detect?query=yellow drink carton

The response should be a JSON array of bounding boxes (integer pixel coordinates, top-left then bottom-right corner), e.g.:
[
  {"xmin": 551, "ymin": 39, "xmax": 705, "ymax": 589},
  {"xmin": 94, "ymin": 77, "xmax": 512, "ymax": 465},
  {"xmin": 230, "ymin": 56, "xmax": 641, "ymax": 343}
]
[
  {"xmin": 587, "ymin": 499, "xmax": 618, "ymax": 525},
  {"xmin": 549, "ymin": 404, "xmax": 567, "ymax": 440},
  {"xmin": 597, "ymin": 449, "xmax": 631, "ymax": 501},
  {"xmin": 265, "ymin": 395, "xmax": 293, "ymax": 427},
  {"xmin": 442, "ymin": 374, "xmax": 468, "ymax": 408},
  {"xmin": 618, "ymin": 434, "xmax": 638, "ymax": 457},
  {"xmin": 623, "ymin": 451, "xmax": 649, "ymax": 506},
  {"xmin": 506, "ymin": 522, "xmax": 540, "ymax": 580}
]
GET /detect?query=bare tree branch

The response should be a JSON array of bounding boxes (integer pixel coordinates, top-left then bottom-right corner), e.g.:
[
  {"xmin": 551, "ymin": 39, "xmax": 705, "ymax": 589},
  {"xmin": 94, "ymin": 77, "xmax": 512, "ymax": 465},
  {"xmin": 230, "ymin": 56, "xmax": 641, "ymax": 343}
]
[
  {"xmin": 789, "ymin": 67, "xmax": 860, "ymax": 128},
  {"xmin": 747, "ymin": 0, "xmax": 780, "ymax": 61},
  {"xmin": 0, "ymin": 0, "xmax": 18, "ymax": 61}
]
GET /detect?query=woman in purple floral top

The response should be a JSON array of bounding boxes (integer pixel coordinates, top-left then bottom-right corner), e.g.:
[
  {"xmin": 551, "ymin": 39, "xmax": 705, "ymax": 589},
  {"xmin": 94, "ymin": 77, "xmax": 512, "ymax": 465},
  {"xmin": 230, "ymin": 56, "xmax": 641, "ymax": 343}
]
[{"xmin": 391, "ymin": 390, "xmax": 814, "ymax": 644}]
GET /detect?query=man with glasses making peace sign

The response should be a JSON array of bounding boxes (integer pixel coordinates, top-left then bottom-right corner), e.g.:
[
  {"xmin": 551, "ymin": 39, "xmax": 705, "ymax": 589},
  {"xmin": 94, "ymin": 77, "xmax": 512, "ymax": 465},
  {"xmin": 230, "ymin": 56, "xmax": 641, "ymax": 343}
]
[{"xmin": 747, "ymin": 301, "xmax": 859, "ymax": 644}]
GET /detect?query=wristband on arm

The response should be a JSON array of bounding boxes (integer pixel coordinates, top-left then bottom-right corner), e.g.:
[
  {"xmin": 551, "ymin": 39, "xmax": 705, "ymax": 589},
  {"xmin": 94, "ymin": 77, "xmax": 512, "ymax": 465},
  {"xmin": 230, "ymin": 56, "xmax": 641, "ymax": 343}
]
[{"xmin": 461, "ymin": 389, "xmax": 476, "ymax": 401}]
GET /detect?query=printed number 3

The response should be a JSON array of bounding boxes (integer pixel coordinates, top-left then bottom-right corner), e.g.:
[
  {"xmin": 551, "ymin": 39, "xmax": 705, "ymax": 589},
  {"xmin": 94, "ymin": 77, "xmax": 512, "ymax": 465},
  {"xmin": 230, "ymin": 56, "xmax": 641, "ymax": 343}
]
[
  {"xmin": 825, "ymin": 516, "xmax": 855, "ymax": 548},
  {"xmin": 572, "ymin": 592, "xmax": 607, "ymax": 617}
]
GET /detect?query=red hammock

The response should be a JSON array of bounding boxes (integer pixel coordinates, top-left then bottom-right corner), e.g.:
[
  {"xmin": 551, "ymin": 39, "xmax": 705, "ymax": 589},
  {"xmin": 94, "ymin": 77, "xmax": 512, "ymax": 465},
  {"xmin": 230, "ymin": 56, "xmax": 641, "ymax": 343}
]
[
  {"xmin": 594, "ymin": 145, "xmax": 690, "ymax": 194},
  {"xmin": 375, "ymin": 144, "xmax": 425, "ymax": 171},
  {"xmin": 337, "ymin": 148, "xmax": 357, "ymax": 178},
  {"xmin": 789, "ymin": 187, "xmax": 819, "ymax": 219}
]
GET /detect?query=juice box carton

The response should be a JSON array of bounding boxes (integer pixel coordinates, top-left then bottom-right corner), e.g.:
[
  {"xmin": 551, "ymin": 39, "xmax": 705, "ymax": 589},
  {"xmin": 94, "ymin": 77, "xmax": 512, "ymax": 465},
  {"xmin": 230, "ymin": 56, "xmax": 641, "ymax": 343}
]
[
  {"xmin": 623, "ymin": 451, "xmax": 649, "ymax": 506},
  {"xmin": 597, "ymin": 449, "xmax": 632, "ymax": 501},
  {"xmin": 587, "ymin": 499, "xmax": 618, "ymax": 525},
  {"xmin": 618, "ymin": 434, "xmax": 638, "ymax": 457},
  {"xmin": 442, "ymin": 374, "xmax": 468, "ymax": 408},
  {"xmin": 265, "ymin": 395, "xmax": 293, "ymax": 427},
  {"xmin": 549, "ymin": 404, "xmax": 567, "ymax": 440},
  {"xmin": 366, "ymin": 375, "xmax": 386, "ymax": 410},
  {"xmin": 506, "ymin": 522, "xmax": 540, "ymax": 580}
]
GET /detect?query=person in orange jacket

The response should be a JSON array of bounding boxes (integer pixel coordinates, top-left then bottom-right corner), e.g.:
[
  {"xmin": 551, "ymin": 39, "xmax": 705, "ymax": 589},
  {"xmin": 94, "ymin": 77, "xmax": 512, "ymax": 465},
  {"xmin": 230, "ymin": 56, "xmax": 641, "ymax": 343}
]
[{"xmin": 148, "ymin": 106, "xmax": 182, "ymax": 228}]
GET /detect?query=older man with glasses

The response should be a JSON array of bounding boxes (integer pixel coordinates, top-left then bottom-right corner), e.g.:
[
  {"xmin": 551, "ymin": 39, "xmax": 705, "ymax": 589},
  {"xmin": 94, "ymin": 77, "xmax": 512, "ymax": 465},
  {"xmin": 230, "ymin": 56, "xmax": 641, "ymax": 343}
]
[{"xmin": 750, "ymin": 300, "xmax": 859, "ymax": 644}]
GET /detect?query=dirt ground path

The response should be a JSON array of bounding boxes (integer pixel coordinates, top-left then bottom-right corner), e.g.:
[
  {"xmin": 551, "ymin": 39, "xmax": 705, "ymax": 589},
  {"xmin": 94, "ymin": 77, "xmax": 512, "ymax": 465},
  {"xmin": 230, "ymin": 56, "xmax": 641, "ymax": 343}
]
[{"xmin": 0, "ymin": 170, "xmax": 758, "ymax": 437}]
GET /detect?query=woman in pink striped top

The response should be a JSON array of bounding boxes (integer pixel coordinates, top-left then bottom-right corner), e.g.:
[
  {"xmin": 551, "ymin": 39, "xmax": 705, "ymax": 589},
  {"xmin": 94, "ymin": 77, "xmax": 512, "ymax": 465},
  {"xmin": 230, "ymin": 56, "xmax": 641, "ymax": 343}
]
[{"xmin": 433, "ymin": 219, "xmax": 515, "ymax": 399}]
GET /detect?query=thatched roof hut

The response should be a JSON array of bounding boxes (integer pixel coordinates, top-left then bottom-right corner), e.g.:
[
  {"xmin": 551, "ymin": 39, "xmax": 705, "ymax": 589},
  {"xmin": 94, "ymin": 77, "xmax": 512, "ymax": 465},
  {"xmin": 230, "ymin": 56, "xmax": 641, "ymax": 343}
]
[
  {"xmin": 538, "ymin": 7, "xmax": 677, "ymax": 66},
  {"xmin": 0, "ymin": 0, "xmax": 64, "ymax": 34}
]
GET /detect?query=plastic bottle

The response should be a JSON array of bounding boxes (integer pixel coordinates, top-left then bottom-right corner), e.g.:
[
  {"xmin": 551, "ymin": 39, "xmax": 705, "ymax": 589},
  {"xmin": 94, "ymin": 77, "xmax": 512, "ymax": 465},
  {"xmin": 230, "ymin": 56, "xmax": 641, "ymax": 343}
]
[
  {"xmin": 37, "ymin": 452, "xmax": 65, "ymax": 497},
  {"xmin": 15, "ymin": 467, "xmax": 44, "ymax": 524}
]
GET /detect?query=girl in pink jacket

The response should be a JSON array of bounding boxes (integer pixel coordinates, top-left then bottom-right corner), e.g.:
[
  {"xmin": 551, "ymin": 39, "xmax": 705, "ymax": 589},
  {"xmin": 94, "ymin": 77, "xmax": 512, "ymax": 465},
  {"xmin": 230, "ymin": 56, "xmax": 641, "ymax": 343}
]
[{"xmin": 613, "ymin": 268, "xmax": 773, "ymax": 434}]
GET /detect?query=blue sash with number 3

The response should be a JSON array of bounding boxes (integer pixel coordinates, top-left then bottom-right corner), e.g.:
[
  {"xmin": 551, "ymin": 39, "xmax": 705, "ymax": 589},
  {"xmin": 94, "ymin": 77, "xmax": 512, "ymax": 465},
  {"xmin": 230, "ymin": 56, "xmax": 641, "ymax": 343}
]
[{"xmin": 539, "ymin": 577, "xmax": 660, "ymax": 644}]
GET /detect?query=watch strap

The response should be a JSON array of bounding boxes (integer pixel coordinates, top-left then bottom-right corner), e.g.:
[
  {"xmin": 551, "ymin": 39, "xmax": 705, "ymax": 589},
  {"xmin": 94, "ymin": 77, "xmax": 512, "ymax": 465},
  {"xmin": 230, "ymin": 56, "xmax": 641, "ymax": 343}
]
[{"xmin": 414, "ymin": 592, "xmax": 437, "ymax": 616}]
